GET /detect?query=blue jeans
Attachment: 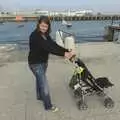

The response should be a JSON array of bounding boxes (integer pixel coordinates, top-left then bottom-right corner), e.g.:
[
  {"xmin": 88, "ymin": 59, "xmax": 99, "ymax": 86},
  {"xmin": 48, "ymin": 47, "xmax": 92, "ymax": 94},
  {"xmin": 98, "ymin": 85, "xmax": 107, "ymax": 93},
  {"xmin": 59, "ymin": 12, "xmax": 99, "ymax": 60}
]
[{"xmin": 29, "ymin": 63, "xmax": 52, "ymax": 110}]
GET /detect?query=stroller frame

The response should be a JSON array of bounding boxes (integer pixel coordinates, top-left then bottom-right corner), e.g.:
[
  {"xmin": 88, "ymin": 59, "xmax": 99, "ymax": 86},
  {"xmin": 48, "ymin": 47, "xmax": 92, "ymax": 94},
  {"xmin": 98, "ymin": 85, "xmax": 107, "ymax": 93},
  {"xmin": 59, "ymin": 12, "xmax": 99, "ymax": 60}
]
[{"xmin": 69, "ymin": 56, "xmax": 114, "ymax": 110}]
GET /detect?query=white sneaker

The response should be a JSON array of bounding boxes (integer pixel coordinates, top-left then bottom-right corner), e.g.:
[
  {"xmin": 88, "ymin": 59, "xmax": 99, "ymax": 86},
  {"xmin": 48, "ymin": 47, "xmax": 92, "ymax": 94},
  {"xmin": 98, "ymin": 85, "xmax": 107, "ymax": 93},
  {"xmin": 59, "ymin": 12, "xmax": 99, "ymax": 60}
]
[{"xmin": 50, "ymin": 106, "xmax": 59, "ymax": 112}]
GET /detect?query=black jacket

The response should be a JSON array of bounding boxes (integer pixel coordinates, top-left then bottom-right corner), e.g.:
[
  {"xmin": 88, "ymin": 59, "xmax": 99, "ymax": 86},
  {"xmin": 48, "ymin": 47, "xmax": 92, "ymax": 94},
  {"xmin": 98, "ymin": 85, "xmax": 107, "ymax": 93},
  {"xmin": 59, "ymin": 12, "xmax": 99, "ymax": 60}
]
[{"xmin": 28, "ymin": 29, "xmax": 68, "ymax": 64}]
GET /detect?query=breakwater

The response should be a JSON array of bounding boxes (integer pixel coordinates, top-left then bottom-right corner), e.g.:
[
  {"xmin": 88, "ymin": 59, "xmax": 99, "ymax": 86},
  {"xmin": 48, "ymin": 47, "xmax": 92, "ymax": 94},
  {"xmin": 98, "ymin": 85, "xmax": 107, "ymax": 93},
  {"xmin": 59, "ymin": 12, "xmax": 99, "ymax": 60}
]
[{"xmin": 0, "ymin": 15, "xmax": 120, "ymax": 22}]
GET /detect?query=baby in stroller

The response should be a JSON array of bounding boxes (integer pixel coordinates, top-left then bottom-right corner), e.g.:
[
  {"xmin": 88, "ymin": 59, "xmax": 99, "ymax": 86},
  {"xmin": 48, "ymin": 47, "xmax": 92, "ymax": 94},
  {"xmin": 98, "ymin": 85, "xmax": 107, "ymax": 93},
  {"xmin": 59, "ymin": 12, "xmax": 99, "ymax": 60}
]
[{"xmin": 69, "ymin": 55, "xmax": 114, "ymax": 110}]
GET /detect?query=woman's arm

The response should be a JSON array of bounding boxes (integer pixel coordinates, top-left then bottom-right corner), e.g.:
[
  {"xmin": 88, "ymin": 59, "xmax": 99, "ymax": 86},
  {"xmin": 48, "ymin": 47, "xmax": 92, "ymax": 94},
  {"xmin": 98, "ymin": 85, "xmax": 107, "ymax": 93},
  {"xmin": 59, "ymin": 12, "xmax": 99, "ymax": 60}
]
[
  {"xmin": 40, "ymin": 35, "xmax": 69, "ymax": 56},
  {"xmin": 48, "ymin": 36, "xmax": 69, "ymax": 53}
]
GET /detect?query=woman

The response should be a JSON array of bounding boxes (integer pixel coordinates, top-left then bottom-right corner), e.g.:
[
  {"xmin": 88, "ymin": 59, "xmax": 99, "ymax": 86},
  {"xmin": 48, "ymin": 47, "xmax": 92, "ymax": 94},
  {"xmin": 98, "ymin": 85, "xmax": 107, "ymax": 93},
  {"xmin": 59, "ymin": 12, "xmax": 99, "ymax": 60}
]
[{"xmin": 28, "ymin": 16, "xmax": 75, "ymax": 112}]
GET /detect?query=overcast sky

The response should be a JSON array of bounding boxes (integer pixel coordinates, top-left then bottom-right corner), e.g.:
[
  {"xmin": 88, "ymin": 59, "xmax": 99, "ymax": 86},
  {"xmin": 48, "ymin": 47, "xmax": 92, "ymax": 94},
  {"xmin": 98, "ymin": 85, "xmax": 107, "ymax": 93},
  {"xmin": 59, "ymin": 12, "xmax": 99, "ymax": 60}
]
[{"xmin": 0, "ymin": 0, "xmax": 120, "ymax": 13}]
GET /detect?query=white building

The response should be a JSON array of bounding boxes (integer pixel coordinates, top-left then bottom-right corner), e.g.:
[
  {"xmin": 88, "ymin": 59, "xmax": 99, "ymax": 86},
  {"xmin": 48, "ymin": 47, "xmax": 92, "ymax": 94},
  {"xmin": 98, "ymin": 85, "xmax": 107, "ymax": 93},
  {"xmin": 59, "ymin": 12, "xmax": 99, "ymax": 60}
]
[
  {"xmin": 11, "ymin": 11, "xmax": 34, "ymax": 16},
  {"xmin": 74, "ymin": 10, "xmax": 93, "ymax": 16},
  {"xmin": 34, "ymin": 10, "xmax": 49, "ymax": 16},
  {"xmin": 49, "ymin": 9, "xmax": 93, "ymax": 17}
]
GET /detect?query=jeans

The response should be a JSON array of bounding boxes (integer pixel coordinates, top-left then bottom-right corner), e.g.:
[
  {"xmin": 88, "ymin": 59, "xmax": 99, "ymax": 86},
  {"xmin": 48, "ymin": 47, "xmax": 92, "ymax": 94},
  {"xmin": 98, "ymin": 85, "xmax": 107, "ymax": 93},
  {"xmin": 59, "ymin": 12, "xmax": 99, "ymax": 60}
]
[{"xmin": 29, "ymin": 63, "xmax": 52, "ymax": 110}]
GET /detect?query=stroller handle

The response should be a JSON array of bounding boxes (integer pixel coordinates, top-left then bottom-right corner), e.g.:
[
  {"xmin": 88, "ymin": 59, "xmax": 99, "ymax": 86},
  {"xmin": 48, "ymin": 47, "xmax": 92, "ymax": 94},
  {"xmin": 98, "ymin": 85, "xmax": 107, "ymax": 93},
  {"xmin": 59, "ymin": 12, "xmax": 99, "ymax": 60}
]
[{"xmin": 69, "ymin": 54, "xmax": 76, "ymax": 62}]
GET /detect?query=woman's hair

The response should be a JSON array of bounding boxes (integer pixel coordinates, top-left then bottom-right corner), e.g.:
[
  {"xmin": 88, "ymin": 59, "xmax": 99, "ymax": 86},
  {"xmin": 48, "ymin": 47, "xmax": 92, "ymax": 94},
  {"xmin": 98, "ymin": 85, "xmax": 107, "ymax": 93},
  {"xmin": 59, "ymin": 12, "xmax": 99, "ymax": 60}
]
[{"xmin": 36, "ymin": 16, "xmax": 51, "ymax": 35}]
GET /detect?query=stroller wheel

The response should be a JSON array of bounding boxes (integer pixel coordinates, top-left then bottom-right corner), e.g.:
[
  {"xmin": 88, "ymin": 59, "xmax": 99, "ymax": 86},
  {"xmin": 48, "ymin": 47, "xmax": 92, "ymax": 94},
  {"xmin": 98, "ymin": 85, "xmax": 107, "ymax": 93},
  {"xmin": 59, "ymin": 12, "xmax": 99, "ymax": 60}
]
[
  {"xmin": 104, "ymin": 97, "xmax": 114, "ymax": 108},
  {"xmin": 74, "ymin": 87, "xmax": 82, "ymax": 98},
  {"xmin": 77, "ymin": 100, "xmax": 88, "ymax": 110}
]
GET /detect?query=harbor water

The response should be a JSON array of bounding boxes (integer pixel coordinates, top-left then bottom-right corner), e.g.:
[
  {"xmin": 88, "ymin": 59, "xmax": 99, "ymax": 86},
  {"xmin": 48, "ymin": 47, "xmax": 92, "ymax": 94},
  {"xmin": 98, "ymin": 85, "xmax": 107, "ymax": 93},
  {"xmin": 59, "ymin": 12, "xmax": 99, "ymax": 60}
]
[{"xmin": 0, "ymin": 20, "xmax": 120, "ymax": 50}]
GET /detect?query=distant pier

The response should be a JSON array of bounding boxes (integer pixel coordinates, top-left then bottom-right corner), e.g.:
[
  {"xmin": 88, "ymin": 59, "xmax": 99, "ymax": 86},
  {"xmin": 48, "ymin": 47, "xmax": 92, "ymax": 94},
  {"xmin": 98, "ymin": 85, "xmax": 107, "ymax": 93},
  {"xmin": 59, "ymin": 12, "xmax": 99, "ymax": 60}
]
[
  {"xmin": 0, "ymin": 15, "xmax": 120, "ymax": 22},
  {"xmin": 50, "ymin": 15, "xmax": 120, "ymax": 21}
]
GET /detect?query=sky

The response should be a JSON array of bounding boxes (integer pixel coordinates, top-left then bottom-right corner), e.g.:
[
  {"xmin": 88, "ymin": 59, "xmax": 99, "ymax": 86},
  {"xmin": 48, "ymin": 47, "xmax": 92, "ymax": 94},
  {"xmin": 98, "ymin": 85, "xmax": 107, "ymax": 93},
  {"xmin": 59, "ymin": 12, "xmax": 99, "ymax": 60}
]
[{"xmin": 0, "ymin": 0, "xmax": 120, "ymax": 13}]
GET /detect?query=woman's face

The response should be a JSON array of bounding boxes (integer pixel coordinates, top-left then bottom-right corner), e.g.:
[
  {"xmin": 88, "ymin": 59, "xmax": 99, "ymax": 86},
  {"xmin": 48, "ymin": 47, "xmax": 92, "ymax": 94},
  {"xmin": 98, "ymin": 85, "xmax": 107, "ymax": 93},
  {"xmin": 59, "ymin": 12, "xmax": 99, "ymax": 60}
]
[{"xmin": 39, "ymin": 22, "xmax": 49, "ymax": 34}]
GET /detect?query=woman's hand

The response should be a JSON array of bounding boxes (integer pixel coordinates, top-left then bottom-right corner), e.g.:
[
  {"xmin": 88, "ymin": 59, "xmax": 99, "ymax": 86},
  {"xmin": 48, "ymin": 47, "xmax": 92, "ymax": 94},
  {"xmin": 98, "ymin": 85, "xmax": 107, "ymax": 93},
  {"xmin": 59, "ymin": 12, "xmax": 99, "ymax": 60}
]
[{"xmin": 64, "ymin": 49, "xmax": 76, "ymax": 59}]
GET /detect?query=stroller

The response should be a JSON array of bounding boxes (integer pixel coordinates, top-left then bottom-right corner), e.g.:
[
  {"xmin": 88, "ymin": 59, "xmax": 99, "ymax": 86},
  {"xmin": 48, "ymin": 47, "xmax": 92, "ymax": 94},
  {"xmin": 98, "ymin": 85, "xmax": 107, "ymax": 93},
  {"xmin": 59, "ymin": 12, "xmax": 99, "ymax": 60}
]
[{"xmin": 69, "ymin": 55, "xmax": 115, "ymax": 110}]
